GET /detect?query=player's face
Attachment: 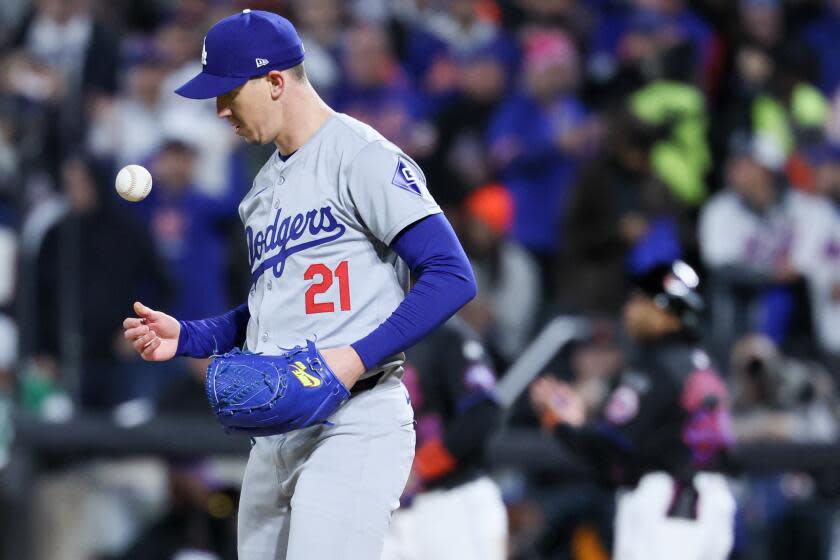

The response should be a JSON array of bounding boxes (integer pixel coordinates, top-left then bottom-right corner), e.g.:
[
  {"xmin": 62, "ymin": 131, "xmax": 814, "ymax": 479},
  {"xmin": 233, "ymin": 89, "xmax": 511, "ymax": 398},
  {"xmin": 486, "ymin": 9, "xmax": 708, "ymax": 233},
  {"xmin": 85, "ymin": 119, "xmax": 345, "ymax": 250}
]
[
  {"xmin": 623, "ymin": 293, "xmax": 680, "ymax": 341},
  {"xmin": 216, "ymin": 77, "xmax": 277, "ymax": 145}
]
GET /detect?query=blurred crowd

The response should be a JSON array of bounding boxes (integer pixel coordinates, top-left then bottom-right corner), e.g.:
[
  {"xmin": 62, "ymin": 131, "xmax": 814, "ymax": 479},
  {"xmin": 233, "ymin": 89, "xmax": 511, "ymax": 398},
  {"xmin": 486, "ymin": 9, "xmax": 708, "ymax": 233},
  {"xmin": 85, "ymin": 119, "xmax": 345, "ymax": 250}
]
[{"xmin": 0, "ymin": 0, "xmax": 840, "ymax": 558}]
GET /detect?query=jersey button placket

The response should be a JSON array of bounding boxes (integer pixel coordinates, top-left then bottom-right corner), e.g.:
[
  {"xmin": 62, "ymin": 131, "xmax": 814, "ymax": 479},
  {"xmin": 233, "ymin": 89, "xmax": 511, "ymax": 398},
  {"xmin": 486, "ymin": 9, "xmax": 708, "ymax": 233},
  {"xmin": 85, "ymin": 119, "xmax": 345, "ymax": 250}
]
[
  {"xmin": 262, "ymin": 331, "xmax": 269, "ymax": 343},
  {"xmin": 273, "ymin": 176, "xmax": 285, "ymax": 209}
]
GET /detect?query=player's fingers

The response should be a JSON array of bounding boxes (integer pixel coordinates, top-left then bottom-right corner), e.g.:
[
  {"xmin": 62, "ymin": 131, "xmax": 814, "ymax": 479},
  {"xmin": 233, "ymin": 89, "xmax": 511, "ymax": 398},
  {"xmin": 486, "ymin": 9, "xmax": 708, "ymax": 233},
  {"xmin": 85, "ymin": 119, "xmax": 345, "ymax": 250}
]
[
  {"xmin": 123, "ymin": 317, "xmax": 143, "ymax": 330},
  {"xmin": 133, "ymin": 332, "xmax": 154, "ymax": 352},
  {"xmin": 133, "ymin": 301, "xmax": 157, "ymax": 320},
  {"xmin": 141, "ymin": 337, "xmax": 161, "ymax": 360},
  {"xmin": 124, "ymin": 325, "xmax": 149, "ymax": 341}
]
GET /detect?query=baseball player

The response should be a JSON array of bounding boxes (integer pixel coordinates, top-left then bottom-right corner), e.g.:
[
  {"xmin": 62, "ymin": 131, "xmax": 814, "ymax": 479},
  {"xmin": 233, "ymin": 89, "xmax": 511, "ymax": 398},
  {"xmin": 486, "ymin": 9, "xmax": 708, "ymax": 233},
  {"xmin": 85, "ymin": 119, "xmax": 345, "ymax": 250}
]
[
  {"xmin": 530, "ymin": 260, "xmax": 736, "ymax": 560},
  {"xmin": 121, "ymin": 10, "xmax": 477, "ymax": 560},
  {"xmin": 381, "ymin": 313, "xmax": 507, "ymax": 560}
]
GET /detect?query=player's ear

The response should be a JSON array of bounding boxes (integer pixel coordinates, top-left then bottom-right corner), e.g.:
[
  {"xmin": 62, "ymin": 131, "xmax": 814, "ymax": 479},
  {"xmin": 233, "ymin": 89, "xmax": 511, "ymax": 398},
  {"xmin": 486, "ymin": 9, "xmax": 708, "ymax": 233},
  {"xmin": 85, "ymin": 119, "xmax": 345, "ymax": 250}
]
[{"xmin": 266, "ymin": 70, "xmax": 285, "ymax": 100}]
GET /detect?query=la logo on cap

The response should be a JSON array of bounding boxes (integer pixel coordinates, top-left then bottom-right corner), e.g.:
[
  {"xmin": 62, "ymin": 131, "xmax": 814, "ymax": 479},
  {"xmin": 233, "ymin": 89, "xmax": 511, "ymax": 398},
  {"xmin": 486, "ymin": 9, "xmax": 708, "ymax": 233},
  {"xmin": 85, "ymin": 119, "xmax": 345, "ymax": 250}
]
[{"xmin": 201, "ymin": 37, "xmax": 207, "ymax": 65}]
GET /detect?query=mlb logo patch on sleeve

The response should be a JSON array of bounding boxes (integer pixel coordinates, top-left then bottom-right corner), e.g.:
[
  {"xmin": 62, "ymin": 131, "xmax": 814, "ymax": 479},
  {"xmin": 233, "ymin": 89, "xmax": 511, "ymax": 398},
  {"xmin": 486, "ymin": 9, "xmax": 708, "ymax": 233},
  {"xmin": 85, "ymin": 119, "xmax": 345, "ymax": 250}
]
[{"xmin": 392, "ymin": 158, "xmax": 424, "ymax": 196}]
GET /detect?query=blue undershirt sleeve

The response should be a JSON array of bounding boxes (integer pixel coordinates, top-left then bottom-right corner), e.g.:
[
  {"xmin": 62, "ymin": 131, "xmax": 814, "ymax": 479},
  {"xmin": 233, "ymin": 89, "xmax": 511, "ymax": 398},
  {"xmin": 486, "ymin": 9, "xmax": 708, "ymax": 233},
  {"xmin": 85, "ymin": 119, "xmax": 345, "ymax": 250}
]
[
  {"xmin": 351, "ymin": 213, "xmax": 477, "ymax": 370},
  {"xmin": 176, "ymin": 302, "xmax": 250, "ymax": 358}
]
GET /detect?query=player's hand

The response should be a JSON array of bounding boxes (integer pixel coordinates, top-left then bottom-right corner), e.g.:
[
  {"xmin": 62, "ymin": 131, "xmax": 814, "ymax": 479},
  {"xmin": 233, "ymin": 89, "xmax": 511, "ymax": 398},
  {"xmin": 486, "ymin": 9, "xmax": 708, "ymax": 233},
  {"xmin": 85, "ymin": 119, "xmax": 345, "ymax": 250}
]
[
  {"xmin": 122, "ymin": 301, "xmax": 180, "ymax": 361},
  {"xmin": 320, "ymin": 346, "xmax": 365, "ymax": 390},
  {"xmin": 529, "ymin": 376, "xmax": 586, "ymax": 430}
]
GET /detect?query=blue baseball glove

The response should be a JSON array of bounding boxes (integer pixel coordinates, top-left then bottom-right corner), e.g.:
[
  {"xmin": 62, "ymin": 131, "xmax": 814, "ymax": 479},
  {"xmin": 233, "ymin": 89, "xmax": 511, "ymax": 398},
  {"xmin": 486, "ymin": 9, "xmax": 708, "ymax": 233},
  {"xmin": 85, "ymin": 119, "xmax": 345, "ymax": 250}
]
[{"xmin": 205, "ymin": 340, "xmax": 350, "ymax": 436}]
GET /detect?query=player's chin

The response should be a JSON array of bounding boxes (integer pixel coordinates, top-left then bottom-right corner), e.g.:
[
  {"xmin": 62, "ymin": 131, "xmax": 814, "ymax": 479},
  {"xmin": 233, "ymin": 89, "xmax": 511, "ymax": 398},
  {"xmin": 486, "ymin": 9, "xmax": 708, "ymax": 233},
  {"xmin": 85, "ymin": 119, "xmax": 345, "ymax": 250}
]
[
  {"xmin": 238, "ymin": 131, "xmax": 258, "ymax": 144},
  {"xmin": 239, "ymin": 130, "xmax": 267, "ymax": 145}
]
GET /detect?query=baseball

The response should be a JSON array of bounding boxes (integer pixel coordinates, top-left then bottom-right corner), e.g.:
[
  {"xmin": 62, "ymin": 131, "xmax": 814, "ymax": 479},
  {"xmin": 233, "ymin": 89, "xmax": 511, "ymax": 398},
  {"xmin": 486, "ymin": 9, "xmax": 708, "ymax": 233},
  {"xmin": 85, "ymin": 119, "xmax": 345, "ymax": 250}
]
[{"xmin": 115, "ymin": 164, "xmax": 153, "ymax": 202}]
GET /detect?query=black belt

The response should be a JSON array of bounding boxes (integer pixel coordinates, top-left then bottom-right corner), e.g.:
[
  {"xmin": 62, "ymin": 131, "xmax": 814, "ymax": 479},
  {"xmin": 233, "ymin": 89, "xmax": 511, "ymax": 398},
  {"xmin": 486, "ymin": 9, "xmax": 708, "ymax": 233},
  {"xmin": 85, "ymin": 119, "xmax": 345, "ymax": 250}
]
[{"xmin": 349, "ymin": 372, "xmax": 384, "ymax": 398}]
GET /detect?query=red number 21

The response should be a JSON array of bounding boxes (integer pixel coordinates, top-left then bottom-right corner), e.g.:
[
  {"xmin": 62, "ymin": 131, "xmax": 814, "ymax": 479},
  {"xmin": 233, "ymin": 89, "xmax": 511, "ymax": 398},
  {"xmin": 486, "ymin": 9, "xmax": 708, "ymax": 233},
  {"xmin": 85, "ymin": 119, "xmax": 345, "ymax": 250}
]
[{"xmin": 304, "ymin": 261, "xmax": 351, "ymax": 314}]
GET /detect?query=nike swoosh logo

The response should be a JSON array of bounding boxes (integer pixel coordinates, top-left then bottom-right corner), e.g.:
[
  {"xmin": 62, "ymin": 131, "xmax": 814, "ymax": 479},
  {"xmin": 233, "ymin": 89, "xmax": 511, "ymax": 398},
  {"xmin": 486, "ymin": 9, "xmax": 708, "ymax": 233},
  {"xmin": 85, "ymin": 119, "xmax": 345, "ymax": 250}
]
[{"xmin": 252, "ymin": 186, "xmax": 269, "ymax": 197}]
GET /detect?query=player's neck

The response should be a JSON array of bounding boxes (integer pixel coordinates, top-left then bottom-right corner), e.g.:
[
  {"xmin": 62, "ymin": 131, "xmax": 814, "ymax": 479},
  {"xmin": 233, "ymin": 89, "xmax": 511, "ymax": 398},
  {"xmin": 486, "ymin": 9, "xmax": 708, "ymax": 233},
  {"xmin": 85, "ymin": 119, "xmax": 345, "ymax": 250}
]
[{"xmin": 273, "ymin": 88, "xmax": 335, "ymax": 156}]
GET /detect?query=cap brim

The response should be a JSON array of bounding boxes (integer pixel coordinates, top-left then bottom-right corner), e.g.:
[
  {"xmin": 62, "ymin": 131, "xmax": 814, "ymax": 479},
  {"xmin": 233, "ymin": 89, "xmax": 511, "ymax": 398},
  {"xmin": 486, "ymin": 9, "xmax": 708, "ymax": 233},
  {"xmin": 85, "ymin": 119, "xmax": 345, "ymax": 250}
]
[{"xmin": 174, "ymin": 71, "xmax": 249, "ymax": 99}]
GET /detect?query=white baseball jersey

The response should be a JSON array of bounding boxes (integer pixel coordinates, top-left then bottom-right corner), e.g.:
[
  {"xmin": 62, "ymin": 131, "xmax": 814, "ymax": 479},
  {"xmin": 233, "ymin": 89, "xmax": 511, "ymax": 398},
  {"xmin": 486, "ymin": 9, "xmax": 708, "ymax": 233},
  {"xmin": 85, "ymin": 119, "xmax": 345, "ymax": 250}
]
[
  {"xmin": 699, "ymin": 192, "xmax": 791, "ymax": 270},
  {"xmin": 790, "ymin": 195, "xmax": 840, "ymax": 353},
  {"xmin": 238, "ymin": 113, "xmax": 441, "ymax": 362}
]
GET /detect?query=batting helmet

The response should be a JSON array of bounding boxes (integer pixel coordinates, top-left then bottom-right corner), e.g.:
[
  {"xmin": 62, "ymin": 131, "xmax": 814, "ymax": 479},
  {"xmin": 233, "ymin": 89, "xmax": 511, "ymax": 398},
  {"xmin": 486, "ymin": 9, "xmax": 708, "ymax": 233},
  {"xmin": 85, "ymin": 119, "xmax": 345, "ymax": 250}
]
[{"xmin": 631, "ymin": 260, "xmax": 705, "ymax": 334}]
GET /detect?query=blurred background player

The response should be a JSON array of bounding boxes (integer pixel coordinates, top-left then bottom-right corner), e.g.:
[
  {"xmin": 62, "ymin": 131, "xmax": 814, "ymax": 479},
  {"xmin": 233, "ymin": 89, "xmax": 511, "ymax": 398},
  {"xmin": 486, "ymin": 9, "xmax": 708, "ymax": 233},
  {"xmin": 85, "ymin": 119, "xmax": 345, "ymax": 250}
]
[
  {"xmin": 530, "ymin": 260, "xmax": 735, "ymax": 560},
  {"xmin": 382, "ymin": 301, "xmax": 507, "ymax": 560}
]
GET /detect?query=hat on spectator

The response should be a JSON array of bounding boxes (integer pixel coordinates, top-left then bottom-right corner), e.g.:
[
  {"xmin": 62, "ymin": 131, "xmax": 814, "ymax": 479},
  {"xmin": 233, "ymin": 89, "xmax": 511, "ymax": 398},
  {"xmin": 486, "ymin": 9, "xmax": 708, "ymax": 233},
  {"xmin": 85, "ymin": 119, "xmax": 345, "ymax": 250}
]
[
  {"xmin": 175, "ymin": 9, "xmax": 305, "ymax": 99},
  {"xmin": 465, "ymin": 183, "xmax": 514, "ymax": 236},
  {"xmin": 523, "ymin": 29, "xmax": 577, "ymax": 73},
  {"xmin": 730, "ymin": 132, "xmax": 786, "ymax": 172}
]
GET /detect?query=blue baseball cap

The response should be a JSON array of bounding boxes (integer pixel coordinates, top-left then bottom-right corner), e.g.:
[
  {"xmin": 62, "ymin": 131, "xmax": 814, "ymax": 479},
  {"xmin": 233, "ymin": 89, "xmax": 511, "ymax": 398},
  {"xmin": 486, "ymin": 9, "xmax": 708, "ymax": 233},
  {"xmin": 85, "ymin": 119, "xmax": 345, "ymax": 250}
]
[{"xmin": 175, "ymin": 9, "xmax": 305, "ymax": 99}]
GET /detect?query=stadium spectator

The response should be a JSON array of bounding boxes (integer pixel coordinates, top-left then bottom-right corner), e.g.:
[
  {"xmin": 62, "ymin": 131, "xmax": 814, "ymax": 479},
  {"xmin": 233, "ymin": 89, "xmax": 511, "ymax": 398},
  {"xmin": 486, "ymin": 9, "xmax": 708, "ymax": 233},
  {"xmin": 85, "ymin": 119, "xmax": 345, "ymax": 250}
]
[
  {"xmin": 462, "ymin": 184, "xmax": 542, "ymax": 363},
  {"xmin": 402, "ymin": 0, "xmax": 515, "ymax": 116},
  {"xmin": 728, "ymin": 333, "xmax": 840, "ymax": 560},
  {"xmin": 698, "ymin": 134, "xmax": 814, "ymax": 361},
  {"xmin": 9, "ymin": 0, "xmax": 119, "ymax": 179},
  {"xmin": 751, "ymin": 45, "xmax": 827, "ymax": 158},
  {"xmin": 288, "ymin": 0, "xmax": 343, "ymax": 97},
  {"xmin": 630, "ymin": 0, "xmax": 714, "ymax": 70},
  {"xmin": 587, "ymin": 0, "xmax": 712, "ymax": 94},
  {"xmin": 737, "ymin": 0, "xmax": 785, "ymax": 53},
  {"xmin": 333, "ymin": 23, "xmax": 427, "ymax": 156},
  {"xmin": 800, "ymin": 0, "xmax": 840, "ymax": 97},
  {"xmin": 157, "ymin": 21, "xmax": 240, "ymax": 198},
  {"xmin": 127, "ymin": 139, "xmax": 240, "ymax": 321},
  {"xmin": 791, "ymin": 143, "xmax": 840, "ymax": 371},
  {"xmin": 560, "ymin": 108, "xmax": 679, "ymax": 315},
  {"xmin": 87, "ymin": 47, "xmax": 168, "ymax": 172},
  {"xmin": 729, "ymin": 334, "xmax": 838, "ymax": 444},
  {"xmin": 488, "ymin": 28, "xmax": 597, "ymax": 285},
  {"xmin": 35, "ymin": 155, "xmax": 171, "ymax": 409},
  {"xmin": 419, "ymin": 43, "xmax": 510, "ymax": 207},
  {"xmin": 423, "ymin": 0, "xmax": 506, "ymax": 57}
]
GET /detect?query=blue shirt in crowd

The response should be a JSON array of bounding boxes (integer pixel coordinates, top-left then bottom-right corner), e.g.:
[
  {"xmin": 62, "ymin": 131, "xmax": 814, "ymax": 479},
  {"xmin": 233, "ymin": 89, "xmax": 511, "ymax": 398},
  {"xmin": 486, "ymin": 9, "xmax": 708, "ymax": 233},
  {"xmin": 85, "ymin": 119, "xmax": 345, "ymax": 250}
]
[
  {"xmin": 488, "ymin": 93, "xmax": 586, "ymax": 254},
  {"xmin": 130, "ymin": 186, "xmax": 239, "ymax": 321}
]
